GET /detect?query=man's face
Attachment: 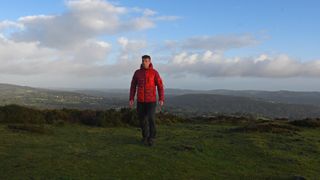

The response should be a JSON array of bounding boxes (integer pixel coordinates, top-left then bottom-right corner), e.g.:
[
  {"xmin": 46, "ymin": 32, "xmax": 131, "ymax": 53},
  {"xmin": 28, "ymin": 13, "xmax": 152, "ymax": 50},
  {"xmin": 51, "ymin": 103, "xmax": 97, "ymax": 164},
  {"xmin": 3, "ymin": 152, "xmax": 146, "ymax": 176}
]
[{"xmin": 142, "ymin": 58, "xmax": 151, "ymax": 69}]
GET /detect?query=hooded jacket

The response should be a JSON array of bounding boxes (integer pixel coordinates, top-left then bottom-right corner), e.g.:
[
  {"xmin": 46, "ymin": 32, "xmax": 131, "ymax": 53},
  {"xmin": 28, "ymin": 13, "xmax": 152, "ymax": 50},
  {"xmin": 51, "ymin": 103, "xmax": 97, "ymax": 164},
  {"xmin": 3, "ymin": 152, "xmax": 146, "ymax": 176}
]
[{"xmin": 129, "ymin": 62, "xmax": 164, "ymax": 102}]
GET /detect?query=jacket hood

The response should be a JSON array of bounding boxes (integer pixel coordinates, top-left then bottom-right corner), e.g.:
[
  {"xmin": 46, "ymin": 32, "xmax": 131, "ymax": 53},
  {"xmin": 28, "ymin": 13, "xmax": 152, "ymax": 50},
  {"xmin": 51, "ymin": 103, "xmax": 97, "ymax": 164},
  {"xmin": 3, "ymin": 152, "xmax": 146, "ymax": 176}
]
[{"xmin": 140, "ymin": 62, "xmax": 153, "ymax": 69}]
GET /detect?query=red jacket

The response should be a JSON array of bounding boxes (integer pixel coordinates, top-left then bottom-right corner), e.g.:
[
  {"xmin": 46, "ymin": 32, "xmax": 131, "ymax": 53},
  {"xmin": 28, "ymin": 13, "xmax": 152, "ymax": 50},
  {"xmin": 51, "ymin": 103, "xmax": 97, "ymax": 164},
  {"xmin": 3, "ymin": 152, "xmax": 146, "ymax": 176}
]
[{"xmin": 129, "ymin": 62, "xmax": 164, "ymax": 102}]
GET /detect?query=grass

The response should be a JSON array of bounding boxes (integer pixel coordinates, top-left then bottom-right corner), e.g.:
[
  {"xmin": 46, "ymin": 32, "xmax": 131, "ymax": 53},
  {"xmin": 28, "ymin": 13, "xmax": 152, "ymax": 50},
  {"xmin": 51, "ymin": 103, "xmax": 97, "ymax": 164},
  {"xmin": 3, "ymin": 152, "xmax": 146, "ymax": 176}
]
[{"xmin": 0, "ymin": 121, "xmax": 319, "ymax": 179}]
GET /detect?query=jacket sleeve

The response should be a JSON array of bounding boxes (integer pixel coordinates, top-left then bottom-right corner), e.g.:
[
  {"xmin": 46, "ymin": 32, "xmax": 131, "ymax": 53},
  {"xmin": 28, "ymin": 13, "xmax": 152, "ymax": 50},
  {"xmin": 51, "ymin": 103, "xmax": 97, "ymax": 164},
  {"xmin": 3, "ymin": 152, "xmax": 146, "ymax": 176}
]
[
  {"xmin": 155, "ymin": 71, "xmax": 164, "ymax": 102},
  {"xmin": 129, "ymin": 71, "xmax": 137, "ymax": 101}
]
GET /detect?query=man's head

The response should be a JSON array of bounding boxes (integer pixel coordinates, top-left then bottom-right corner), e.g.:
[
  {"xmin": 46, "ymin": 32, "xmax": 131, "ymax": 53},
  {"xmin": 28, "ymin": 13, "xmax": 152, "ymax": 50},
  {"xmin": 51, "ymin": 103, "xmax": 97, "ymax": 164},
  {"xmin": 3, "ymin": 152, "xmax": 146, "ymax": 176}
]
[{"xmin": 142, "ymin": 55, "xmax": 151, "ymax": 69}]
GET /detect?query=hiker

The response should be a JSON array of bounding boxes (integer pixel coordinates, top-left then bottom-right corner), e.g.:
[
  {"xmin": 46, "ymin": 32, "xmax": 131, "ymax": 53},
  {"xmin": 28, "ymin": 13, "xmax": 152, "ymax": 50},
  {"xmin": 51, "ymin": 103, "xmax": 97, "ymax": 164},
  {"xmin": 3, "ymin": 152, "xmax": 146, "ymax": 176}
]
[{"xmin": 129, "ymin": 55, "xmax": 164, "ymax": 146}]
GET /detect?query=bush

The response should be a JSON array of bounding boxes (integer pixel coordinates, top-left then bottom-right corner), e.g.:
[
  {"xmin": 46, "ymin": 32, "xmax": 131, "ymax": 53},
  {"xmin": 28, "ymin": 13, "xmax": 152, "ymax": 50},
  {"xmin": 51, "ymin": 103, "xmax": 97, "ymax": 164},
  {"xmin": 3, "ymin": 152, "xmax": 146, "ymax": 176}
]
[
  {"xmin": 156, "ymin": 111, "xmax": 185, "ymax": 124},
  {"xmin": 0, "ymin": 104, "xmax": 45, "ymax": 124},
  {"xmin": 120, "ymin": 108, "xmax": 139, "ymax": 127},
  {"xmin": 0, "ymin": 104, "xmax": 189, "ymax": 128},
  {"xmin": 289, "ymin": 118, "xmax": 320, "ymax": 128},
  {"xmin": 43, "ymin": 109, "xmax": 70, "ymax": 124}
]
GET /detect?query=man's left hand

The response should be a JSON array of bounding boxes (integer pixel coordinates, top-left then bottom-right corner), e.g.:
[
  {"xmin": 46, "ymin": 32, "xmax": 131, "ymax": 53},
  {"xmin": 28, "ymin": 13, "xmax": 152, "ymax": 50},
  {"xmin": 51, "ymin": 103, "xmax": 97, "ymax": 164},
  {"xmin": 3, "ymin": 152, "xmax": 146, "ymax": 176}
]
[{"xmin": 159, "ymin": 100, "xmax": 164, "ymax": 106}]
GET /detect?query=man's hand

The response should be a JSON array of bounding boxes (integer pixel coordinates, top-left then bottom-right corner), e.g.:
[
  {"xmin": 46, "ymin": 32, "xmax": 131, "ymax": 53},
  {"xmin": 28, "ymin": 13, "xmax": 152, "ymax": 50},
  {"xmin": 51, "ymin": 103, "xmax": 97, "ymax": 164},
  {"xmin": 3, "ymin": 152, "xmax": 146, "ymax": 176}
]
[
  {"xmin": 158, "ymin": 100, "xmax": 164, "ymax": 107},
  {"xmin": 129, "ymin": 100, "xmax": 134, "ymax": 109},
  {"xmin": 157, "ymin": 100, "xmax": 164, "ymax": 113}
]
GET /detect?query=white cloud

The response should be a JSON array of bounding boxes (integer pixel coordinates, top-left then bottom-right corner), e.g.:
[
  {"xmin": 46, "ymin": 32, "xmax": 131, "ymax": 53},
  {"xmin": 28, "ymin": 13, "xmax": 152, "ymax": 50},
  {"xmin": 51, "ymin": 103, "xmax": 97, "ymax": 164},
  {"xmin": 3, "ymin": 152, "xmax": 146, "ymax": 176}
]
[
  {"xmin": 67, "ymin": 39, "xmax": 112, "ymax": 64},
  {"xmin": 7, "ymin": 0, "xmax": 176, "ymax": 49},
  {"xmin": 18, "ymin": 15, "xmax": 55, "ymax": 23},
  {"xmin": 66, "ymin": 0, "xmax": 127, "ymax": 14},
  {"xmin": 0, "ymin": 32, "xmax": 148, "ymax": 78},
  {"xmin": 152, "ymin": 16, "xmax": 181, "ymax": 21},
  {"xmin": 0, "ymin": 35, "xmax": 56, "ymax": 64},
  {"xmin": 0, "ymin": 20, "xmax": 24, "ymax": 30},
  {"xmin": 0, "ymin": 0, "xmax": 179, "ymax": 78},
  {"xmin": 143, "ymin": 9, "xmax": 157, "ymax": 16},
  {"xmin": 161, "ymin": 50, "xmax": 320, "ymax": 78},
  {"xmin": 117, "ymin": 37, "xmax": 147, "ymax": 53},
  {"xmin": 172, "ymin": 34, "xmax": 259, "ymax": 51}
]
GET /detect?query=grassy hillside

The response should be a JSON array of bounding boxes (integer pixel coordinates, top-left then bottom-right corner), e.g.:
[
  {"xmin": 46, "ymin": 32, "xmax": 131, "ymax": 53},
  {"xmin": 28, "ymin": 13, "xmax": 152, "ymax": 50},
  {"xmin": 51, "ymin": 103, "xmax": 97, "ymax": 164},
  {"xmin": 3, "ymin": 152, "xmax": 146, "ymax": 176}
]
[{"xmin": 0, "ymin": 118, "xmax": 319, "ymax": 179}]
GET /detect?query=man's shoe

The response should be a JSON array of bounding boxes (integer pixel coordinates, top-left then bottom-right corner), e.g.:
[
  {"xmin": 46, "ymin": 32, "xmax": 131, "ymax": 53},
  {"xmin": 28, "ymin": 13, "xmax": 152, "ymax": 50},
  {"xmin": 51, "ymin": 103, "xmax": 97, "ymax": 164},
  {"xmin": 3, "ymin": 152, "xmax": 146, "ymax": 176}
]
[
  {"xmin": 147, "ymin": 138, "xmax": 154, "ymax": 146},
  {"xmin": 141, "ymin": 138, "xmax": 148, "ymax": 145}
]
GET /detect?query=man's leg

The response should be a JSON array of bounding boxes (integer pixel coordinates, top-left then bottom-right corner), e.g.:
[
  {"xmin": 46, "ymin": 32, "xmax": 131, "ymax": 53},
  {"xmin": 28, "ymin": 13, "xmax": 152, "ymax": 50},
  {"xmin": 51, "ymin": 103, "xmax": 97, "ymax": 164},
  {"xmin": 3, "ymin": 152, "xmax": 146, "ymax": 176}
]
[
  {"xmin": 137, "ymin": 102, "xmax": 149, "ymax": 141},
  {"xmin": 146, "ymin": 102, "xmax": 157, "ymax": 144}
]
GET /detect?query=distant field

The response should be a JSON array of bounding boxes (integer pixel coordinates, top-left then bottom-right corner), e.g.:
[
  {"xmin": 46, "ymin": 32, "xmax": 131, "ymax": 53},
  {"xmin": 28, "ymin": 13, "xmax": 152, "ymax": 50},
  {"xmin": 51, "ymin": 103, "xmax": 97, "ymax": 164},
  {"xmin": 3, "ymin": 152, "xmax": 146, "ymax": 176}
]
[{"xmin": 0, "ymin": 121, "xmax": 319, "ymax": 179}]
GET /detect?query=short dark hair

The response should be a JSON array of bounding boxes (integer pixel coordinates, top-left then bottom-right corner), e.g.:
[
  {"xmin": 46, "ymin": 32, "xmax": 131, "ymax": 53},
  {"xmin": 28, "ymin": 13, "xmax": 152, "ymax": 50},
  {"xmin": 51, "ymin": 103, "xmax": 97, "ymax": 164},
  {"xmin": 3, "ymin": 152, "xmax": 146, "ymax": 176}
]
[{"xmin": 142, "ymin": 55, "xmax": 151, "ymax": 60}]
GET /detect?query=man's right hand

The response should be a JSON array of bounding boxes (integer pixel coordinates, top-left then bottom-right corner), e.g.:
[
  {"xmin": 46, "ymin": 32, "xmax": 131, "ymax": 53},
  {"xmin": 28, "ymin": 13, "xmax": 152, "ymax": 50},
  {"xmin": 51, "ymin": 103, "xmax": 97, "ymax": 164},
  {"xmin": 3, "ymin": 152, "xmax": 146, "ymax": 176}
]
[{"xmin": 129, "ymin": 100, "xmax": 134, "ymax": 109}]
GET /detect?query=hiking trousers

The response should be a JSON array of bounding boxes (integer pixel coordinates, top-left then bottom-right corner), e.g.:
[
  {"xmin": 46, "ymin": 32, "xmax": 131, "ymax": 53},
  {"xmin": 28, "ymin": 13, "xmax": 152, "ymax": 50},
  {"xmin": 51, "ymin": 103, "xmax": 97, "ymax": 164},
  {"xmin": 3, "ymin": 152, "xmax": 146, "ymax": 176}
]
[{"xmin": 136, "ymin": 101, "xmax": 157, "ymax": 140}]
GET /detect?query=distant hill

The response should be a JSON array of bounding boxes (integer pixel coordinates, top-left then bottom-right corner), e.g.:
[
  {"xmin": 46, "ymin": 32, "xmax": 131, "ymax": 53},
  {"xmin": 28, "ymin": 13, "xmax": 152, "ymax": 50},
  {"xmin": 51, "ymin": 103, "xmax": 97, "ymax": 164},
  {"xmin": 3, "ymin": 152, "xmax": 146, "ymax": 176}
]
[
  {"xmin": 165, "ymin": 93, "xmax": 320, "ymax": 119},
  {"xmin": 0, "ymin": 83, "xmax": 125, "ymax": 109},
  {"xmin": 206, "ymin": 89, "xmax": 320, "ymax": 107},
  {"xmin": 1, "ymin": 83, "xmax": 320, "ymax": 119},
  {"xmin": 74, "ymin": 88, "xmax": 320, "ymax": 107},
  {"xmin": 162, "ymin": 88, "xmax": 320, "ymax": 107}
]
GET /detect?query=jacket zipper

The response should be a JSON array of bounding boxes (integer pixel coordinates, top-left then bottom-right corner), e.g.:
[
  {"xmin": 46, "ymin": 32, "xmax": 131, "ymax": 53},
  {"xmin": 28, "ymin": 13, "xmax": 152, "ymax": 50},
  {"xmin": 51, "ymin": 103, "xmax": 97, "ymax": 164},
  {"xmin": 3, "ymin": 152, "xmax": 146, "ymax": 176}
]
[{"xmin": 144, "ymin": 69, "xmax": 146, "ymax": 102}]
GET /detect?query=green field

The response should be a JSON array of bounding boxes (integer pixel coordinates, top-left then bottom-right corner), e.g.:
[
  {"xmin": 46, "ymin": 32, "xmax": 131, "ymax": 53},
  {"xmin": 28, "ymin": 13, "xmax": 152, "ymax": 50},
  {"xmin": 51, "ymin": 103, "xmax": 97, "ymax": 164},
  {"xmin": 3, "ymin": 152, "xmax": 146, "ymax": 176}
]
[{"xmin": 0, "ymin": 121, "xmax": 319, "ymax": 179}]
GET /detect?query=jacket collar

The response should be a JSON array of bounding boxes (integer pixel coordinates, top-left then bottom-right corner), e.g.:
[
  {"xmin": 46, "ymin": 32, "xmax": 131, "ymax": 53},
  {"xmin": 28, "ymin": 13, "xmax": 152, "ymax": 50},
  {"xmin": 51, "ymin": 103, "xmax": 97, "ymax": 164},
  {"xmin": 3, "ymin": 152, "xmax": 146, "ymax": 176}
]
[{"xmin": 140, "ymin": 62, "xmax": 153, "ymax": 70}]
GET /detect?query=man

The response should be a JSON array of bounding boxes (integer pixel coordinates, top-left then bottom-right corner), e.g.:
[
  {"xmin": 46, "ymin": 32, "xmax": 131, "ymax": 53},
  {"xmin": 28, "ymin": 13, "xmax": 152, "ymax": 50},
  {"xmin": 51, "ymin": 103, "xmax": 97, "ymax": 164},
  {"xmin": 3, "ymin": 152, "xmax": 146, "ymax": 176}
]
[{"xmin": 129, "ymin": 55, "xmax": 164, "ymax": 146}]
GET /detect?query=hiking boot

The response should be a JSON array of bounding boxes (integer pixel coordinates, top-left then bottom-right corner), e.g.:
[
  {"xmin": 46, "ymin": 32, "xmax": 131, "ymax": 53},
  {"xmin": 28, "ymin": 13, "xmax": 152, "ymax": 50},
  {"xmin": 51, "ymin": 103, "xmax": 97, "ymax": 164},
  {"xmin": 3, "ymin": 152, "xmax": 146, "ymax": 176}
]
[
  {"xmin": 147, "ymin": 138, "xmax": 154, "ymax": 146},
  {"xmin": 141, "ymin": 137, "xmax": 148, "ymax": 145}
]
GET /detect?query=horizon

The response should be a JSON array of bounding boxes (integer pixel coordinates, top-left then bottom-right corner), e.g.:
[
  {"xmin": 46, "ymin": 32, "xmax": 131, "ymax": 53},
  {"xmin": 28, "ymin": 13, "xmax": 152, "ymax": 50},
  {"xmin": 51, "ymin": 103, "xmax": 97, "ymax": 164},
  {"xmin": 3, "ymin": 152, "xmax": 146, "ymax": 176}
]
[
  {"xmin": 0, "ymin": 0, "xmax": 320, "ymax": 91},
  {"xmin": 2, "ymin": 82, "xmax": 320, "ymax": 93}
]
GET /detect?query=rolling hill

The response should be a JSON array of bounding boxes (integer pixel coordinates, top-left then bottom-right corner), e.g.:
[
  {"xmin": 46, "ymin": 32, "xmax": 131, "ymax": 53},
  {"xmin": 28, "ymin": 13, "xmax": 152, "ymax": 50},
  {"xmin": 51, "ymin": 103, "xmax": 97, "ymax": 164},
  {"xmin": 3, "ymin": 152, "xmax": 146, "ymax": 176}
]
[
  {"xmin": 165, "ymin": 93, "xmax": 320, "ymax": 119},
  {"xmin": 0, "ymin": 83, "xmax": 124, "ymax": 109},
  {"xmin": 1, "ymin": 83, "xmax": 320, "ymax": 119}
]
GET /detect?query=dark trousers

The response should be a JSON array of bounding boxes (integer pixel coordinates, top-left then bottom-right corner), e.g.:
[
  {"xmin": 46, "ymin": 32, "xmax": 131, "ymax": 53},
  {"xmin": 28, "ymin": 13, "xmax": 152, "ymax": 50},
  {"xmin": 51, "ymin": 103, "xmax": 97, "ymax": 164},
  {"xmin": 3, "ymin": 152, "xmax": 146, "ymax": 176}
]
[{"xmin": 136, "ymin": 101, "xmax": 157, "ymax": 140}]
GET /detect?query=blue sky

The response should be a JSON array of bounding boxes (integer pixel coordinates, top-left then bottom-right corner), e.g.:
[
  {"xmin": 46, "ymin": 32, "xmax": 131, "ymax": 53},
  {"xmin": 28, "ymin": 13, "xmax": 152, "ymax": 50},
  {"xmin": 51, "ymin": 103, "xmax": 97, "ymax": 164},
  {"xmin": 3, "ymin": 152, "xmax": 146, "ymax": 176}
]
[
  {"xmin": 122, "ymin": 0, "xmax": 320, "ymax": 59},
  {"xmin": 1, "ymin": 0, "xmax": 319, "ymax": 59},
  {"xmin": 0, "ymin": 0, "xmax": 319, "ymax": 90},
  {"xmin": 116, "ymin": 0, "xmax": 320, "ymax": 60}
]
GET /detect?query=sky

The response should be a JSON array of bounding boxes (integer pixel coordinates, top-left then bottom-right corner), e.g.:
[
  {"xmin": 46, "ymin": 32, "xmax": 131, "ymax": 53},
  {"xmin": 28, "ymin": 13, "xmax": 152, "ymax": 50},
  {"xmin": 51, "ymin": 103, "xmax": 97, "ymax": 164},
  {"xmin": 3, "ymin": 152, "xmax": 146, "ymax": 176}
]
[{"xmin": 0, "ymin": 0, "xmax": 319, "ymax": 91}]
